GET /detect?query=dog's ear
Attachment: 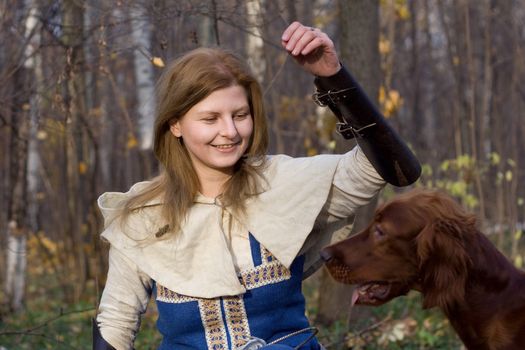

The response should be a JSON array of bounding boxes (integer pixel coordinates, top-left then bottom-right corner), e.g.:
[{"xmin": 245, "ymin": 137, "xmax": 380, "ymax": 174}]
[{"xmin": 416, "ymin": 219, "xmax": 472, "ymax": 312}]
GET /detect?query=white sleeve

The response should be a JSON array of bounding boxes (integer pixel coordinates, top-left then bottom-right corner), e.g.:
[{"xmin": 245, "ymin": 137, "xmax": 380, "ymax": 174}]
[
  {"xmin": 300, "ymin": 146, "xmax": 386, "ymax": 276},
  {"xmin": 96, "ymin": 245, "xmax": 153, "ymax": 350},
  {"xmin": 323, "ymin": 146, "xmax": 385, "ymax": 221}
]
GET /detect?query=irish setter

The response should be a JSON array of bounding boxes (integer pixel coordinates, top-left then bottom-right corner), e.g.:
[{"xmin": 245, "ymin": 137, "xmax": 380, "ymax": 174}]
[{"xmin": 320, "ymin": 189, "xmax": 525, "ymax": 350}]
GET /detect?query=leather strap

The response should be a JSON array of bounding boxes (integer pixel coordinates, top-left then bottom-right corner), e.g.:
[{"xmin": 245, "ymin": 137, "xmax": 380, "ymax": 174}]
[{"xmin": 313, "ymin": 66, "xmax": 421, "ymax": 187}]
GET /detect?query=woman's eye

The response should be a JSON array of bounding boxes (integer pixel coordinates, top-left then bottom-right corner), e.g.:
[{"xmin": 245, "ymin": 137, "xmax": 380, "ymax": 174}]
[{"xmin": 234, "ymin": 113, "xmax": 249, "ymax": 119}]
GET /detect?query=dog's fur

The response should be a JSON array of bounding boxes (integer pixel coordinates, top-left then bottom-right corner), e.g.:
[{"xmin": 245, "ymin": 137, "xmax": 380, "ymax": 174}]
[{"xmin": 321, "ymin": 189, "xmax": 525, "ymax": 350}]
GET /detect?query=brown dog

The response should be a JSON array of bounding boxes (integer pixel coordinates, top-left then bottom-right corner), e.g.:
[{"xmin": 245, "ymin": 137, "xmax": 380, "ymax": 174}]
[{"xmin": 320, "ymin": 189, "xmax": 525, "ymax": 350}]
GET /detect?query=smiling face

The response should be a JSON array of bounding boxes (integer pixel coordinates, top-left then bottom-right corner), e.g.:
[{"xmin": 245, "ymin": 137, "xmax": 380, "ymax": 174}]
[{"xmin": 169, "ymin": 85, "xmax": 253, "ymax": 181}]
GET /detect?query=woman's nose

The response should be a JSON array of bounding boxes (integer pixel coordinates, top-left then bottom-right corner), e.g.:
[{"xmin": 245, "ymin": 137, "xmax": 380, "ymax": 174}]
[{"xmin": 219, "ymin": 117, "xmax": 238, "ymax": 138}]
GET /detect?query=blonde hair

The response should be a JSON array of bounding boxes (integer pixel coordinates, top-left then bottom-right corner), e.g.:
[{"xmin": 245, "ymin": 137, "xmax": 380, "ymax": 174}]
[{"xmin": 122, "ymin": 47, "xmax": 269, "ymax": 237}]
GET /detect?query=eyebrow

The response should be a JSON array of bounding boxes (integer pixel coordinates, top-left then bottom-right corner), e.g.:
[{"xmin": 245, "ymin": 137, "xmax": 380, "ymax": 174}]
[{"xmin": 195, "ymin": 105, "xmax": 250, "ymax": 116}]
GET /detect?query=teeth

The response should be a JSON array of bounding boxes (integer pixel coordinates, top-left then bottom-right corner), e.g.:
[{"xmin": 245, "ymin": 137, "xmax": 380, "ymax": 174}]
[{"xmin": 214, "ymin": 144, "xmax": 237, "ymax": 149}]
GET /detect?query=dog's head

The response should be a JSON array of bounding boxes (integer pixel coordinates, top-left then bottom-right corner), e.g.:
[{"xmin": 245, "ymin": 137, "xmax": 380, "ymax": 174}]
[{"xmin": 320, "ymin": 189, "xmax": 476, "ymax": 309}]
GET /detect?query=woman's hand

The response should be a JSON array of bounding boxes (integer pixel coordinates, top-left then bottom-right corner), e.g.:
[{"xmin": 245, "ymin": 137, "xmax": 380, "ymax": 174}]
[{"xmin": 281, "ymin": 21, "xmax": 340, "ymax": 77}]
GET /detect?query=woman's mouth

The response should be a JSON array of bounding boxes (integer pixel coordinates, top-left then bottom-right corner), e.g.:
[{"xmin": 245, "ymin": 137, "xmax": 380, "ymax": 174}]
[{"xmin": 211, "ymin": 141, "xmax": 241, "ymax": 150}]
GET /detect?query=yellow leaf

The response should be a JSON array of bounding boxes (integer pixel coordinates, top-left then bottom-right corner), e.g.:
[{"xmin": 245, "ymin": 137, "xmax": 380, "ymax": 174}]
[
  {"xmin": 379, "ymin": 86, "xmax": 386, "ymax": 102},
  {"xmin": 307, "ymin": 148, "xmax": 317, "ymax": 157},
  {"xmin": 303, "ymin": 137, "xmax": 312, "ymax": 148},
  {"xmin": 421, "ymin": 164, "xmax": 433, "ymax": 176},
  {"xmin": 37, "ymin": 130, "xmax": 48, "ymax": 140},
  {"xmin": 380, "ymin": 88, "xmax": 403, "ymax": 117},
  {"xmin": 515, "ymin": 255, "xmax": 523, "ymax": 269},
  {"xmin": 78, "ymin": 162, "xmax": 87, "ymax": 174},
  {"xmin": 489, "ymin": 152, "xmax": 500, "ymax": 165},
  {"xmin": 127, "ymin": 135, "xmax": 138, "ymax": 149},
  {"xmin": 465, "ymin": 194, "xmax": 479, "ymax": 209},
  {"xmin": 518, "ymin": 198, "xmax": 524, "ymax": 206},
  {"xmin": 22, "ymin": 103, "xmax": 31, "ymax": 111},
  {"xmin": 388, "ymin": 90, "xmax": 402, "ymax": 112},
  {"xmin": 515, "ymin": 230, "xmax": 522, "ymax": 241},
  {"xmin": 396, "ymin": 5, "xmax": 410, "ymax": 20},
  {"xmin": 151, "ymin": 56, "xmax": 165, "ymax": 67},
  {"xmin": 379, "ymin": 37, "xmax": 391, "ymax": 55},
  {"xmin": 505, "ymin": 170, "xmax": 513, "ymax": 182}
]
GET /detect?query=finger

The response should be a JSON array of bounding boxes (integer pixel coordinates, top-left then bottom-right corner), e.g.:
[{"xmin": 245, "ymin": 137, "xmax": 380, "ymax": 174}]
[
  {"xmin": 284, "ymin": 25, "xmax": 314, "ymax": 54},
  {"xmin": 300, "ymin": 36, "xmax": 325, "ymax": 56},
  {"xmin": 289, "ymin": 30, "xmax": 319, "ymax": 56},
  {"xmin": 281, "ymin": 21, "xmax": 302, "ymax": 42},
  {"xmin": 300, "ymin": 31, "xmax": 332, "ymax": 54}
]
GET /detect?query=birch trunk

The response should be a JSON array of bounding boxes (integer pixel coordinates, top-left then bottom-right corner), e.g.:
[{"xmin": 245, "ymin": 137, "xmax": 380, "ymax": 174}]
[
  {"xmin": 5, "ymin": 223, "xmax": 27, "ymax": 312},
  {"xmin": 5, "ymin": 66, "xmax": 30, "ymax": 312},
  {"xmin": 25, "ymin": 4, "xmax": 42, "ymax": 234},
  {"xmin": 245, "ymin": 0, "xmax": 266, "ymax": 82},
  {"xmin": 4, "ymin": 0, "xmax": 39, "ymax": 312},
  {"xmin": 131, "ymin": 5, "xmax": 155, "ymax": 150}
]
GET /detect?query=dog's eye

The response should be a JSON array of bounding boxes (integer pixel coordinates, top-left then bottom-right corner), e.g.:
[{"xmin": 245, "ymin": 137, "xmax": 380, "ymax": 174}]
[{"xmin": 374, "ymin": 226, "xmax": 385, "ymax": 239}]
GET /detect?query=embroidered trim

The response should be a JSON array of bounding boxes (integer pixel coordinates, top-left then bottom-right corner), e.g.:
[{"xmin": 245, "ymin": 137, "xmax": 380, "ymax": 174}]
[
  {"xmin": 223, "ymin": 296, "xmax": 251, "ymax": 348},
  {"xmin": 199, "ymin": 299, "xmax": 228, "ymax": 349},
  {"xmin": 239, "ymin": 260, "xmax": 291, "ymax": 289},
  {"xmin": 156, "ymin": 284, "xmax": 198, "ymax": 303},
  {"xmin": 260, "ymin": 245, "xmax": 275, "ymax": 264}
]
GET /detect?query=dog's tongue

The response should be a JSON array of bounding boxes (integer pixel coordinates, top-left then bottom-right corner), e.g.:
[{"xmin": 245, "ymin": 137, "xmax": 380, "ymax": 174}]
[
  {"xmin": 351, "ymin": 288, "xmax": 360, "ymax": 306},
  {"xmin": 352, "ymin": 283, "xmax": 390, "ymax": 306}
]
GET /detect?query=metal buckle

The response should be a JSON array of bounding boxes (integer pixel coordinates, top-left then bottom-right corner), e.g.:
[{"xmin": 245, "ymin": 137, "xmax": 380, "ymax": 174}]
[
  {"xmin": 312, "ymin": 91, "xmax": 328, "ymax": 107},
  {"xmin": 236, "ymin": 337, "xmax": 267, "ymax": 350},
  {"xmin": 312, "ymin": 87, "xmax": 355, "ymax": 107},
  {"xmin": 336, "ymin": 122, "xmax": 377, "ymax": 139}
]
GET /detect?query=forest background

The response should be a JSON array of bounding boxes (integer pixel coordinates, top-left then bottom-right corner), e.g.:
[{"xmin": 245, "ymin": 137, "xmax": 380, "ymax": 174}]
[{"xmin": 1, "ymin": 0, "xmax": 524, "ymax": 349}]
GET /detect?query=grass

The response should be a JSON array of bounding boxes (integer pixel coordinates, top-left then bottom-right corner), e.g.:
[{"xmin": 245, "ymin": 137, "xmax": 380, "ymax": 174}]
[{"xmin": 1, "ymin": 277, "xmax": 462, "ymax": 349}]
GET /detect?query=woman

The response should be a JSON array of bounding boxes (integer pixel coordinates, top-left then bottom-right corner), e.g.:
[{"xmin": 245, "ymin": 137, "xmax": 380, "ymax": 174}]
[{"xmin": 94, "ymin": 22, "xmax": 419, "ymax": 349}]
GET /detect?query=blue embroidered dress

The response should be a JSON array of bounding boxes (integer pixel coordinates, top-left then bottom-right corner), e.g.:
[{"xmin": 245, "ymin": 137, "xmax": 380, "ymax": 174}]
[
  {"xmin": 155, "ymin": 234, "xmax": 318, "ymax": 349},
  {"xmin": 96, "ymin": 150, "xmax": 385, "ymax": 350}
]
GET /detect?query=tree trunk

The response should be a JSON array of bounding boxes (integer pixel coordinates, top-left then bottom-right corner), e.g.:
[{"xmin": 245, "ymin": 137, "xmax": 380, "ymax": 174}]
[
  {"xmin": 316, "ymin": 0, "xmax": 381, "ymax": 329},
  {"xmin": 131, "ymin": 5, "xmax": 156, "ymax": 151},
  {"xmin": 62, "ymin": 0, "xmax": 89, "ymax": 302},
  {"xmin": 3, "ymin": 0, "xmax": 41, "ymax": 313},
  {"xmin": 245, "ymin": 0, "xmax": 266, "ymax": 82},
  {"xmin": 5, "ymin": 64, "xmax": 30, "ymax": 312},
  {"xmin": 25, "ymin": 4, "xmax": 42, "ymax": 238},
  {"xmin": 199, "ymin": 0, "xmax": 220, "ymax": 46}
]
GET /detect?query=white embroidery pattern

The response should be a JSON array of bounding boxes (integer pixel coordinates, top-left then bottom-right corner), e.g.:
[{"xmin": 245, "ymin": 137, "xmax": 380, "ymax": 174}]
[
  {"xmin": 199, "ymin": 299, "xmax": 228, "ymax": 349},
  {"xmin": 239, "ymin": 247, "xmax": 291, "ymax": 290},
  {"xmin": 156, "ymin": 284, "xmax": 198, "ymax": 303},
  {"xmin": 223, "ymin": 296, "xmax": 251, "ymax": 348}
]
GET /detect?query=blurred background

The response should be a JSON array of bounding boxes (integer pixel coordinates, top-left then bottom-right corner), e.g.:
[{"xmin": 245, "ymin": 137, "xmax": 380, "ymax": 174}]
[{"xmin": 1, "ymin": 0, "xmax": 524, "ymax": 349}]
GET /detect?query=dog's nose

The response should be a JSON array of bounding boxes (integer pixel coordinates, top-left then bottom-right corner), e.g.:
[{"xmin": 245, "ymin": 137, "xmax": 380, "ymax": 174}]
[{"xmin": 319, "ymin": 249, "xmax": 333, "ymax": 262}]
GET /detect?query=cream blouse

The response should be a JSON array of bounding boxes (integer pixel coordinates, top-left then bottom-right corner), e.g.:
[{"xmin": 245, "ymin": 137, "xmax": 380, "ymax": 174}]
[{"xmin": 97, "ymin": 147, "xmax": 385, "ymax": 349}]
